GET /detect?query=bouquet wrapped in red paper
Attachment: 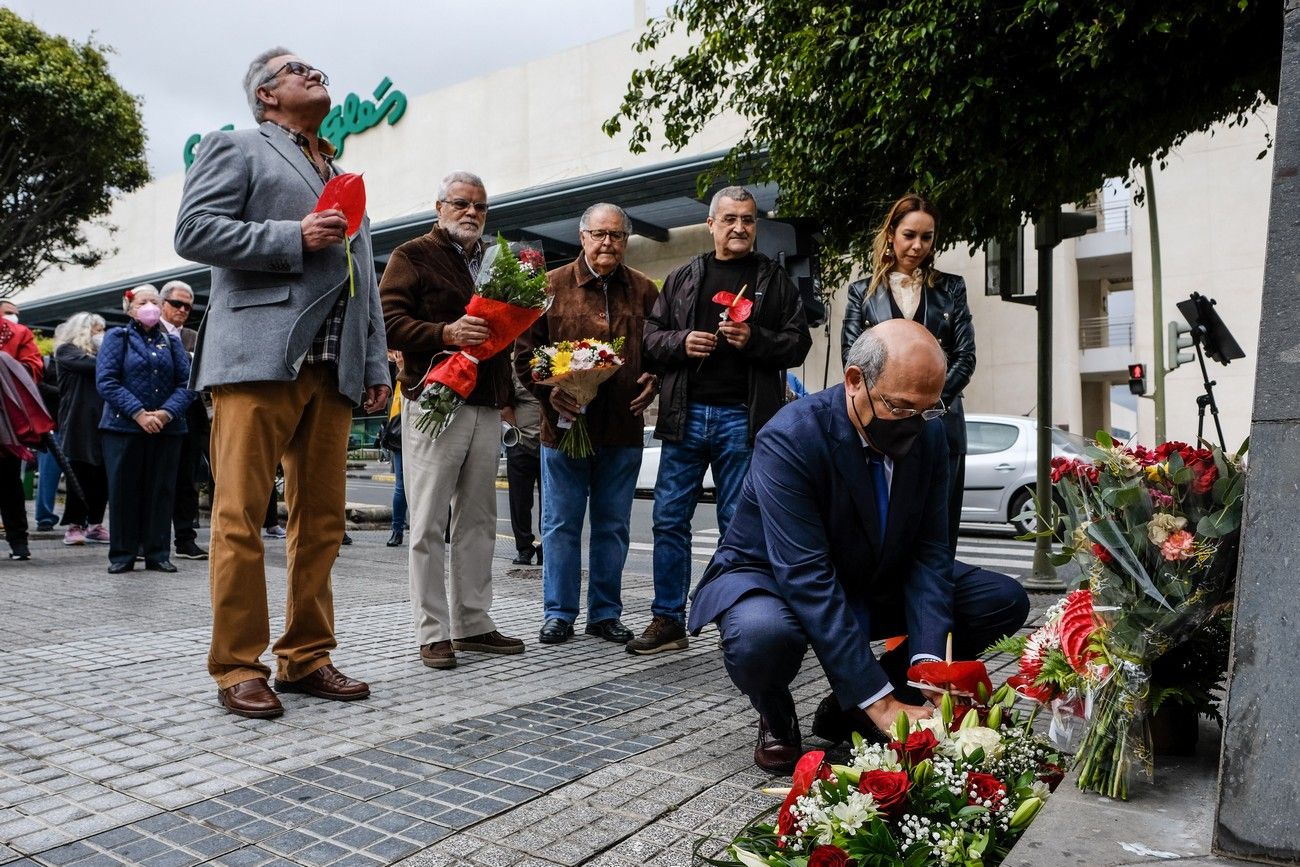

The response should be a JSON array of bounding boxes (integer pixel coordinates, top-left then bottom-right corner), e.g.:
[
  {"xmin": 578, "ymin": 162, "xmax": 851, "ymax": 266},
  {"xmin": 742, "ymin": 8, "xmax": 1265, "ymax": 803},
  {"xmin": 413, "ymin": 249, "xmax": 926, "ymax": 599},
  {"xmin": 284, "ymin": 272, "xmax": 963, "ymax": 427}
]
[
  {"xmin": 528, "ymin": 337, "xmax": 625, "ymax": 458},
  {"xmin": 414, "ymin": 236, "xmax": 549, "ymax": 438}
]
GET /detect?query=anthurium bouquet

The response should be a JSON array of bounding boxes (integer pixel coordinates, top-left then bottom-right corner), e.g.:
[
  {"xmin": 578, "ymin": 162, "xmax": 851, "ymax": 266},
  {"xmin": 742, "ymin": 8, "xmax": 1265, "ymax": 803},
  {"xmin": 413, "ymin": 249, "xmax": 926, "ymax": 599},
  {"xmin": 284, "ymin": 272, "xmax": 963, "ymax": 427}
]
[
  {"xmin": 528, "ymin": 337, "xmax": 624, "ymax": 458},
  {"xmin": 415, "ymin": 236, "xmax": 549, "ymax": 438},
  {"xmin": 705, "ymin": 692, "xmax": 1062, "ymax": 867},
  {"xmin": 1012, "ymin": 433, "xmax": 1246, "ymax": 800}
]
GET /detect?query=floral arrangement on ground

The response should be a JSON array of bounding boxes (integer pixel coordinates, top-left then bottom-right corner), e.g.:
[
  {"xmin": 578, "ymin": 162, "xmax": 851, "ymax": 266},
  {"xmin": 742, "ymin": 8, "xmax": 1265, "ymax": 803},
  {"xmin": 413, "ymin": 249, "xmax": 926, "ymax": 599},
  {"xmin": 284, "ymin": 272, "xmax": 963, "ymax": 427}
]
[
  {"xmin": 995, "ymin": 433, "xmax": 1245, "ymax": 799},
  {"xmin": 701, "ymin": 691, "xmax": 1063, "ymax": 867}
]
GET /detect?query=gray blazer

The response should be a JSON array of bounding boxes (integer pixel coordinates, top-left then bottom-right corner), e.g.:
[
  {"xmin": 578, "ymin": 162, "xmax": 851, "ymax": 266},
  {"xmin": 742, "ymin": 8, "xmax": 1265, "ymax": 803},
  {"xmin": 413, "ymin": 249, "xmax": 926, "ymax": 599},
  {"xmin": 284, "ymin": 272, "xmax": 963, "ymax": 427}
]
[{"xmin": 174, "ymin": 122, "xmax": 388, "ymax": 403}]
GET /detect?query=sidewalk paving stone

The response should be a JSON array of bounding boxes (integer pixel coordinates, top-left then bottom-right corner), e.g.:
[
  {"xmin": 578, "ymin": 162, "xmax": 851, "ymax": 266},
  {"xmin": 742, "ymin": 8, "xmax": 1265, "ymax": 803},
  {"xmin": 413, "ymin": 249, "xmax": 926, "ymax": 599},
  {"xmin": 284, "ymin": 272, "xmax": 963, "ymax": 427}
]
[{"xmin": 0, "ymin": 530, "xmax": 1051, "ymax": 865}]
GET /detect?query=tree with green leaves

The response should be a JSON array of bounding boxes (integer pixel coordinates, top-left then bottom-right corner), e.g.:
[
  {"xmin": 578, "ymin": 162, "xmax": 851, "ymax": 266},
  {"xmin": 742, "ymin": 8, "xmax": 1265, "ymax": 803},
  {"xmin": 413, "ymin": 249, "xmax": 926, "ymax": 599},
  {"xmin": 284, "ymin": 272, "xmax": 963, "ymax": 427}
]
[
  {"xmin": 0, "ymin": 9, "xmax": 148, "ymax": 296},
  {"xmin": 604, "ymin": 1, "xmax": 1280, "ymax": 284}
]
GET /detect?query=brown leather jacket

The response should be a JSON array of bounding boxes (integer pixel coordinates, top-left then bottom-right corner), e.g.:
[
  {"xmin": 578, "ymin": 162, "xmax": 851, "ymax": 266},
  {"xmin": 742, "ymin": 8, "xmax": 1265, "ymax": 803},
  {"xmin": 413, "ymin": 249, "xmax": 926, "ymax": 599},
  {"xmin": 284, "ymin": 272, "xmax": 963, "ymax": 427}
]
[
  {"xmin": 380, "ymin": 227, "xmax": 512, "ymax": 407},
  {"xmin": 514, "ymin": 257, "xmax": 659, "ymax": 449}
]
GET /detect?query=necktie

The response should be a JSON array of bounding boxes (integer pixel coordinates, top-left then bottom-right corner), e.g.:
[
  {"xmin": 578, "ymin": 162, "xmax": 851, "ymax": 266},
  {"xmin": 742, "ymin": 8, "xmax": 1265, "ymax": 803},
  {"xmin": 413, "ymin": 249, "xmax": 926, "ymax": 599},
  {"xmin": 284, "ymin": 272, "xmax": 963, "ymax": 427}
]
[{"xmin": 867, "ymin": 452, "xmax": 889, "ymax": 538}]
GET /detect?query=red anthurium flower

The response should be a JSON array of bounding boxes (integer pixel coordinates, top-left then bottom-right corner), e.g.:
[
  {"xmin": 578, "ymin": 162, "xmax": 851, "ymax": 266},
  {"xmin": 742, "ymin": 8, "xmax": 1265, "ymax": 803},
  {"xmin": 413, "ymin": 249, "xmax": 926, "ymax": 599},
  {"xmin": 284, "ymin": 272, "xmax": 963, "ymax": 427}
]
[
  {"xmin": 1007, "ymin": 673, "xmax": 1056, "ymax": 704},
  {"xmin": 314, "ymin": 172, "xmax": 366, "ymax": 237},
  {"xmin": 777, "ymin": 751, "xmax": 829, "ymax": 845},
  {"xmin": 712, "ymin": 290, "xmax": 754, "ymax": 322},
  {"xmin": 907, "ymin": 659, "xmax": 993, "ymax": 698},
  {"xmin": 1059, "ymin": 589, "xmax": 1100, "ymax": 674}
]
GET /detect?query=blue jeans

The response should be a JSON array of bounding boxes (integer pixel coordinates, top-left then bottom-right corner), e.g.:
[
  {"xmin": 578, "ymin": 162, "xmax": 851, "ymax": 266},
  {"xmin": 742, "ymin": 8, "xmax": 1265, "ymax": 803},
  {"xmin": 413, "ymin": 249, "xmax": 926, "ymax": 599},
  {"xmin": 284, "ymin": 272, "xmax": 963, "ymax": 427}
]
[
  {"xmin": 391, "ymin": 451, "xmax": 408, "ymax": 532},
  {"xmin": 651, "ymin": 403, "xmax": 753, "ymax": 624},
  {"xmin": 540, "ymin": 444, "xmax": 642, "ymax": 624},
  {"xmin": 35, "ymin": 435, "xmax": 62, "ymax": 527}
]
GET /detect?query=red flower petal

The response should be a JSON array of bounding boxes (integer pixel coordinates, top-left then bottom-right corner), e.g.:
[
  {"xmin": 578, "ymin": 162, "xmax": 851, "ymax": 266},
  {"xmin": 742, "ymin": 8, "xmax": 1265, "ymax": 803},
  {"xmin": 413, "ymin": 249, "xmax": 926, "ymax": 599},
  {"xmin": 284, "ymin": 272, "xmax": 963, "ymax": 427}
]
[{"xmin": 314, "ymin": 172, "xmax": 366, "ymax": 236}]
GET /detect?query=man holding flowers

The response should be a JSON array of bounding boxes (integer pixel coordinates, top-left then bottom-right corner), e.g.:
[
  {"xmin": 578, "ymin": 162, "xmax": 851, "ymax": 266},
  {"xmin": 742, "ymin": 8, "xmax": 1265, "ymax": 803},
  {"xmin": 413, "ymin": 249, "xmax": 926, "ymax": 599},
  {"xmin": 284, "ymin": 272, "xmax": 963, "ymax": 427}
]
[
  {"xmin": 513, "ymin": 203, "xmax": 660, "ymax": 646},
  {"xmin": 381, "ymin": 171, "xmax": 524, "ymax": 671},
  {"xmin": 688, "ymin": 321, "xmax": 1028, "ymax": 773}
]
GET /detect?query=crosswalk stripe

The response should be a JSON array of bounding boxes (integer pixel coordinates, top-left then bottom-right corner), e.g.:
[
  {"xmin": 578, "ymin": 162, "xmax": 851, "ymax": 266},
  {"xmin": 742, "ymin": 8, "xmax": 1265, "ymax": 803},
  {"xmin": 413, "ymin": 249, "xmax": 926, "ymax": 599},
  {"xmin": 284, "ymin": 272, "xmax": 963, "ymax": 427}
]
[{"xmin": 961, "ymin": 557, "xmax": 1037, "ymax": 571}]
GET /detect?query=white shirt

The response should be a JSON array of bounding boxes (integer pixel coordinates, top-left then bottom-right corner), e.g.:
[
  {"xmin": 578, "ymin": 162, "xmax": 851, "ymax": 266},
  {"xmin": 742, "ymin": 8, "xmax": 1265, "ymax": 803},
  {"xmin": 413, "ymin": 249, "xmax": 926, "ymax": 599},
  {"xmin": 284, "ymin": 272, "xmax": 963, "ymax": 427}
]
[{"xmin": 888, "ymin": 269, "xmax": 924, "ymax": 321}]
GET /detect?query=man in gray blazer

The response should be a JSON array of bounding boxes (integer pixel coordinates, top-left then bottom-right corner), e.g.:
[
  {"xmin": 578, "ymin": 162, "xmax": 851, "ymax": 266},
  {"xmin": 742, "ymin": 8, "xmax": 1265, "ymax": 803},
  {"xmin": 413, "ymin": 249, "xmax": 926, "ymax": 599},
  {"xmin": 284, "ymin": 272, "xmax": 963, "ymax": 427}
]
[{"xmin": 175, "ymin": 47, "xmax": 390, "ymax": 719}]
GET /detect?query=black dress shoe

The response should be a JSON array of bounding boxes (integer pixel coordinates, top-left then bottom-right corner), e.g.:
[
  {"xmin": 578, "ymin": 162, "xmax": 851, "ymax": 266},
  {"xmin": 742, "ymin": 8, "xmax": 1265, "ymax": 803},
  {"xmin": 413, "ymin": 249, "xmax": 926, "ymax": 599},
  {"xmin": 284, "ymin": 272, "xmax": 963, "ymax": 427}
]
[
  {"xmin": 535, "ymin": 544, "xmax": 543, "ymax": 566},
  {"xmin": 538, "ymin": 618, "xmax": 574, "ymax": 644},
  {"xmin": 107, "ymin": 561, "xmax": 133, "ymax": 574},
  {"xmin": 755, "ymin": 715, "xmax": 803, "ymax": 775},
  {"xmin": 811, "ymin": 691, "xmax": 890, "ymax": 746},
  {"xmin": 386, "ymin": 530, "xmax": 403, "ymax": 547},
  {"xmin": 510, "ymin": 549, "xmax": 533, "ymax": 566},
  {"xmin": 341, "ymin": 533, "xmax": 353, "ymax": 546},
  {"xmin": 145, "ymin": 560, "xmax": 178, "ymax": 573},
  {"xmin": 584, "ymin": 619, "xmax": 634, "ymax": 643}
]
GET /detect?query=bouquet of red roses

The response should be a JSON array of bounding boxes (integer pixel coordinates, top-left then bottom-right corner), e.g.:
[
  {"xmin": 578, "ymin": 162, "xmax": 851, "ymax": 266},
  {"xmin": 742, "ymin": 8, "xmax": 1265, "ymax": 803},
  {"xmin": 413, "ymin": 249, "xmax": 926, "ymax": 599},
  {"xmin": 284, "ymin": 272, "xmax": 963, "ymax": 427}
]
[
  {"xmin": 414, "ymin": 236, "xmax": 549, "ymax": 438},
  {"xmin": 705, "ymin": 692, "xmax": 1061, "ymax": 867}
]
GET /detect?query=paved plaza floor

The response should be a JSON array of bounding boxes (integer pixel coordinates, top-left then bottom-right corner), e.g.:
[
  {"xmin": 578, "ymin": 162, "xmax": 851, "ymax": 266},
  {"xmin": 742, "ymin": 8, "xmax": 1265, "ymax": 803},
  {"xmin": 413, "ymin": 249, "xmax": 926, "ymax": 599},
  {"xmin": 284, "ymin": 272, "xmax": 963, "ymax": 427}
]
[{"xmin": 0, "ymin": 528, "xmax": 1041, "ymax": 867}]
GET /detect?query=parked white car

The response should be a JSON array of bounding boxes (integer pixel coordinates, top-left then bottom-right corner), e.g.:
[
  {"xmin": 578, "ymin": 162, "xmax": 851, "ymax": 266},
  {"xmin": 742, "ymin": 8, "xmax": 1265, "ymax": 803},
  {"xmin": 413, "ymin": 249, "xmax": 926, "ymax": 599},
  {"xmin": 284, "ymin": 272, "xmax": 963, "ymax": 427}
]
[
  {"xmin": 961, "ymin": 413, "xmax": 1089, "ymax": 535},
  {"xmin": 635, "ymin": 427, "xmax": 716, "ymax": 499}
]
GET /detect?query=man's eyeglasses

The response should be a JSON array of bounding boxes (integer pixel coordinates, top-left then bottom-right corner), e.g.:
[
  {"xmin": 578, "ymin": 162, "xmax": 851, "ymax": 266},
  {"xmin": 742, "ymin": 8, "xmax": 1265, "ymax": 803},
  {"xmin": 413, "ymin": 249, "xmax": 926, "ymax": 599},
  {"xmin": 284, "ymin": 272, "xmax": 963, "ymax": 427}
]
[
  {"xmin": 868, "ymin": 379, "xmax": 947, "ymax": 421},
  {"xmin": 439, "ymin": 198, "xmax": 489, "ymax": 214},
  {"xmin": 262, "ymin": 61, "xmax": 329, "ymax": 87},
  {"xmin": 165, "ymin": 299, "xmax": 193, "ymax": 312},
  {"xmin": 582, "ymin": 229, "xmax": 629, "ymax": 243}
]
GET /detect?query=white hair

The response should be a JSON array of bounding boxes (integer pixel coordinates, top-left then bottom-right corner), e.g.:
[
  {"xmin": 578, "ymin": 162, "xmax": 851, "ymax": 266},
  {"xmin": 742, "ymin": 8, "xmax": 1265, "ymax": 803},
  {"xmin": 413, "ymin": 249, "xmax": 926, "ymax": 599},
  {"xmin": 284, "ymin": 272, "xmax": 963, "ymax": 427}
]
[
  {"xmin": 579, "ymin": 203, "xmax": 632, "ymax": 234},
  {"xmin": 124, "ymin": 284, "xmax": 161, "ymax": 313},
  {"xmin": 54, "ymin": 312, "xmax": 106, "ymax": 356},
  {"xmin": 436, "ymin": 171, "xmax": 486, "ymax": 202},
  {"xmin": 708, "ymin": 185, "xmax": 756, "ymax": 218}
]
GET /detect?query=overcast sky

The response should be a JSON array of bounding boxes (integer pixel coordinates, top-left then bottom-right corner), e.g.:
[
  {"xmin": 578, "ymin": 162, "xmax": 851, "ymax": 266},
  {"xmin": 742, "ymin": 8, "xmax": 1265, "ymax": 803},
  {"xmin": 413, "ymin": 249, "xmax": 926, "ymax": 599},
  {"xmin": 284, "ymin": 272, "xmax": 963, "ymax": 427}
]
[{"xmin": 12, "ymin": 0, "xmax": 667, "ymax": 176}]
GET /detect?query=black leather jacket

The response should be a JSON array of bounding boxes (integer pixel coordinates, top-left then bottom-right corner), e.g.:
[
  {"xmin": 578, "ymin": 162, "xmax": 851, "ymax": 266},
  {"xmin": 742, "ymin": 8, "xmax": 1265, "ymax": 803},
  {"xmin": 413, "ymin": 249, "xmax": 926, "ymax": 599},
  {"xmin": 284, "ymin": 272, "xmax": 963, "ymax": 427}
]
[
  {"xmin": 840, "ymin": 271, "xmax": 975, "ymax": 454},
  {"xmin": 646, "ymin": 251, "xmax": 811, "ymax": 445}
]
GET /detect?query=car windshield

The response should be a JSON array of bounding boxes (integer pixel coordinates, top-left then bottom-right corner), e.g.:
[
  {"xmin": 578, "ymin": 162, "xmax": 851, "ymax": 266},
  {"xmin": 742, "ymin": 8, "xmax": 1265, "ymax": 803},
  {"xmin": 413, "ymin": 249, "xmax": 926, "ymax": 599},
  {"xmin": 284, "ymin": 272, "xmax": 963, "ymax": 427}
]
[{"xmin": 1052, "ymin": 429, "xmax": 1089, "ymax": 455}]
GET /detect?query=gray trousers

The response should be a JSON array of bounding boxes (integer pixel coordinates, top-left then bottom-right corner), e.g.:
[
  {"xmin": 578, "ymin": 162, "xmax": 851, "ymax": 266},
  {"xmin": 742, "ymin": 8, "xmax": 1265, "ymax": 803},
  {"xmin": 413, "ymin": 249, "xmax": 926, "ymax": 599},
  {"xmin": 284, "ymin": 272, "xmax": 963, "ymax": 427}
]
[{"xmin": 403, "ymin": 405, "xmax": 500, "ymax": 645}]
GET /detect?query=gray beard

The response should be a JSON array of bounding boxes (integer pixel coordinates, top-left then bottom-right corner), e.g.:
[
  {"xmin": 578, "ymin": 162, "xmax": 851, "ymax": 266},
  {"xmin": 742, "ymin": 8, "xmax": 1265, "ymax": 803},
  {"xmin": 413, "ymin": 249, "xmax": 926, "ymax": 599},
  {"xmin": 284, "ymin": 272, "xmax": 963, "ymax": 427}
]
[{"xmin": 443, "ymin": 221, "xmax": 483, "ymax": 248}]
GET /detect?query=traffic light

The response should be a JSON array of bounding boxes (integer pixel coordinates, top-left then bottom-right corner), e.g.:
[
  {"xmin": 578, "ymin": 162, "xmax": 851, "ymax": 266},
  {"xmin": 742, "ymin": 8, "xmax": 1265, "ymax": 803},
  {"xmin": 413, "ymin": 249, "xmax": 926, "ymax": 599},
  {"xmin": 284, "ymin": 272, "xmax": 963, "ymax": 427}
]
[
  {"xmin": 1167, "ymin": 321, "xmax": 1194, "ymax": 370},
  {"xmin": 1127, "ymin": 363, "xmax": 1147, "ymax": 395}
]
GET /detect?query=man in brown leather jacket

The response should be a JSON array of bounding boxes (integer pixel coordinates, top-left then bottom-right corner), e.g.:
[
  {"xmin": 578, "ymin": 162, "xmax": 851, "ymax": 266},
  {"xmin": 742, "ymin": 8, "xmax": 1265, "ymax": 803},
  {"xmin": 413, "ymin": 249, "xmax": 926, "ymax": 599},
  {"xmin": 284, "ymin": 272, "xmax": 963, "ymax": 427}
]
[{"xmin": 514, "ymin": 203, "xmax": 659, "ymax": 647}]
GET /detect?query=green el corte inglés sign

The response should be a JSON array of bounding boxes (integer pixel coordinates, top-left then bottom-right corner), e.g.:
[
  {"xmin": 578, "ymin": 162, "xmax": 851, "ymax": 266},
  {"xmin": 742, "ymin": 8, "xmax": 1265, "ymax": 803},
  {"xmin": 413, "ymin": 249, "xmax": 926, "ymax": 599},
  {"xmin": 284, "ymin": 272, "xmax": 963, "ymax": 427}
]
[{"xmin": 183, "ymin": 76, "xmax": 407, "ymax": 170}]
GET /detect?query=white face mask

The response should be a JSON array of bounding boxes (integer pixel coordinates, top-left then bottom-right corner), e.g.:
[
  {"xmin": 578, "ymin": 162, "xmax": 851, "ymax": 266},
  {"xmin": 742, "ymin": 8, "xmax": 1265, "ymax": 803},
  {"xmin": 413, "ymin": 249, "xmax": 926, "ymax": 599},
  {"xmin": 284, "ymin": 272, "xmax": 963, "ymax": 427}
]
[
  {"xmin": 2, "ymin": 314, "xmax": 17, "ymax": 324},
  {"xmin": 92, "ymin": 332, "xmax": 105, "ymax": 349}
]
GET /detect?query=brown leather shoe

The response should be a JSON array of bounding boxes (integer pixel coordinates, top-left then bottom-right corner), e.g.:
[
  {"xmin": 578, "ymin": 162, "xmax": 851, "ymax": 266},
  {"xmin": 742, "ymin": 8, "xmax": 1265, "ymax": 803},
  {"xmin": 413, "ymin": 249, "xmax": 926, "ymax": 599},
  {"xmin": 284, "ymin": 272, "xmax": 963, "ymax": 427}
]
[
  {"xmin": 217, "ymin": 678, "xmax": 284, "ymax": 719},
  {"xmin": 452, "ymin": 631, "xmax": 525, "ymax": 654},
  {"xmin": 421, "ymin": 641, "xmax": 457, "ymax": 669},
  {"xmin": 274, "ymin": 663, "xmax": 370, "ymax": 701},
  {"xmin": 754, "ymin": 715, "xmax": 802, "ymax": 775}
]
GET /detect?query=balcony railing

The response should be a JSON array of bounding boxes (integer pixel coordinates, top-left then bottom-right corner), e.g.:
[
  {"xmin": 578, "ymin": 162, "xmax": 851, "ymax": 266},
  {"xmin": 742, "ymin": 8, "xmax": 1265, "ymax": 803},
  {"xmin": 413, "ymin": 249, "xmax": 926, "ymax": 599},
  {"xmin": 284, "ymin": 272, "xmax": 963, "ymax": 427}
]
[
  {"xmin": 1079, "ymin": 314, "xmax": 1134, "ymax": 350},
  {"xmin": 1081, "ymin": 190, "xmax": 1131, "ymax": 235}
]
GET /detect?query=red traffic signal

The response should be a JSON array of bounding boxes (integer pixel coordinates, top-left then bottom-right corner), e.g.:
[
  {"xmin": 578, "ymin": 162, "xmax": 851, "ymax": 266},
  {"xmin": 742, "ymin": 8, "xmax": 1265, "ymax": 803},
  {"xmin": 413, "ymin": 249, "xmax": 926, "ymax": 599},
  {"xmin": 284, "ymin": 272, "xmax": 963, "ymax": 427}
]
[{"xmin": 1127, "ymin": 363, "xmax": 1147, "ymax": 395}]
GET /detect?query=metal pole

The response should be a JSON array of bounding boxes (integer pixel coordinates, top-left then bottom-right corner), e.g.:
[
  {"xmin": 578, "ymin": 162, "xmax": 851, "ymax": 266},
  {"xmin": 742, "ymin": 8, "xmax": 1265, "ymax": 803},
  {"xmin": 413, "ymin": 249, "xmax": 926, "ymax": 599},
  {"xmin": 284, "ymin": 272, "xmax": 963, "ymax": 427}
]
[
  {"xmin": 1145, "ymin": 163, "xmax": 1167, "ymax": 443},
  {"xmin": 1026, "ymin": 221, "xmax": 1063, "ymax": 590}
]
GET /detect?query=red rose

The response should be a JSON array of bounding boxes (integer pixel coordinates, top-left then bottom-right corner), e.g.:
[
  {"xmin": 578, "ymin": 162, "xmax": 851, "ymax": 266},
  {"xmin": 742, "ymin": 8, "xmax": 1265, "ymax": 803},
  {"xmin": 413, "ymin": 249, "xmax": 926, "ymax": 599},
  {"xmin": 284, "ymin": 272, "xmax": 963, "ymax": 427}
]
[
  {"xmin": 858, "ymin": 769, "xmax": 909, "ymax": 818},
  {"xmin": 966, "ymin": 771, "xmax": 1007, "ymax": 808},
  {"xmin": 1090, "ymin": 542, "xmax": 1113, "ymax": 564},
  {"xmin": 1050, "ymin": 456, "xmax": 1072, "ymax": 483},
  {"xmin": 1037, "ymin": 762, "xmax": 1066, "ymax": 792},
  {"xmin": 517, "ymin": 247, "xmax": 545, "ymax": 270},
  {"xmin": 809, "ymin": 845, "xmax": 852, "ymax": 867},
  {"xmin": 888, "ymin": 728, "xmax": 939, "ymax": 765},
  {"xmin": 1155, "ymin": 441, "xmax": 1191, "ymax": 462}
]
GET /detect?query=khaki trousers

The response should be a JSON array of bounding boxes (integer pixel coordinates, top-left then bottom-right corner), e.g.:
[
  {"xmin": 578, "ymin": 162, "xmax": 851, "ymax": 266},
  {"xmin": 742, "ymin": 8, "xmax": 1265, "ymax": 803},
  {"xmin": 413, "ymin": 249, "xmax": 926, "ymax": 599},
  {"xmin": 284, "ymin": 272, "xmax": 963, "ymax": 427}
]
[
  {"xmin": 404, "ymin": 404, "xmax": 500, "ymax": 645},
  {"xmin": 207, "ymin": 365, "xmax": 352, "ymax": 689}
]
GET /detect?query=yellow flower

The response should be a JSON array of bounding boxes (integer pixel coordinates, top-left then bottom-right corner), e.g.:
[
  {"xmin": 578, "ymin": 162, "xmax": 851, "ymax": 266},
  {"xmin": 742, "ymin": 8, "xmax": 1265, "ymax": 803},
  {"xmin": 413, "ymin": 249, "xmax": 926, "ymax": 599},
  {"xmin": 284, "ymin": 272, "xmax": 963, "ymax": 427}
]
[
  {"xmin": 552, "ymin": 349, "xmax": 572, "ymax": 375},
  {"xmin": 1145, "ymin": 464, "xmax": 1165, "ymax": 483}
]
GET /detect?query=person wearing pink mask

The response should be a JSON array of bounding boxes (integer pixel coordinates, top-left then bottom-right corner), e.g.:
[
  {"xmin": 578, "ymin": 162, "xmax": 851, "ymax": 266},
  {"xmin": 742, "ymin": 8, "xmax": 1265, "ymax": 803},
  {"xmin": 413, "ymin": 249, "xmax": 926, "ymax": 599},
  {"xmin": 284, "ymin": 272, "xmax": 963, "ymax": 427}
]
[{"xmin": 95, "ymin": 285, "xmax": 196, "ymax": 574}]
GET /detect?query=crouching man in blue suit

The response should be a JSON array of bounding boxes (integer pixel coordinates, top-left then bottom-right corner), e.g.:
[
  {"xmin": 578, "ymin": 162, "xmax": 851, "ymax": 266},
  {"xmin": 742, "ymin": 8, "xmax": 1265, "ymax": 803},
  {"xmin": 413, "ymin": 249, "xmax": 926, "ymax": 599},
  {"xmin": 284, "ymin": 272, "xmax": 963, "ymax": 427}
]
[{"xmin": 687, "ymin": 320, "xmax": 1029, "ymax": 774}]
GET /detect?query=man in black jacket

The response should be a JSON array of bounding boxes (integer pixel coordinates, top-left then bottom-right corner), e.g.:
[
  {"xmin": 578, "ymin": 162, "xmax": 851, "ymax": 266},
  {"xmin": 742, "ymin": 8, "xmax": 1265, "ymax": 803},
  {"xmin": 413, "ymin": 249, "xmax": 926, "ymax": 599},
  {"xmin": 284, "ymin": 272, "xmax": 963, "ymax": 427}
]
[{"xmin": 629, "ymin": 186, "xmax": 812, "ymax": 655}]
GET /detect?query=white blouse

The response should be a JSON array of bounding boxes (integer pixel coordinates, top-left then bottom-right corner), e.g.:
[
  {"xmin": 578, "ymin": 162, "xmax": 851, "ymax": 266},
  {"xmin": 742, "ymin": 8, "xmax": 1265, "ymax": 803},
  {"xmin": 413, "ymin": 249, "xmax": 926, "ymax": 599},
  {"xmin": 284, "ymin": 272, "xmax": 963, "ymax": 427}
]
[{"xmin": 888, "ymin": 269, "xmax": 924, "ymax": 321}]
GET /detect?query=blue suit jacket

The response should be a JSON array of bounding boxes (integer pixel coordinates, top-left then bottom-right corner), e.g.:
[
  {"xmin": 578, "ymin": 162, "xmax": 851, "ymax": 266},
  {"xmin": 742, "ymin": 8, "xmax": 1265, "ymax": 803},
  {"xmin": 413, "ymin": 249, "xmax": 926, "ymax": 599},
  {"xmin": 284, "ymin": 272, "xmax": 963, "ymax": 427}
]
[{"xmin": 687, "ymin": 383, "xmax": 954, "ymax": 708}]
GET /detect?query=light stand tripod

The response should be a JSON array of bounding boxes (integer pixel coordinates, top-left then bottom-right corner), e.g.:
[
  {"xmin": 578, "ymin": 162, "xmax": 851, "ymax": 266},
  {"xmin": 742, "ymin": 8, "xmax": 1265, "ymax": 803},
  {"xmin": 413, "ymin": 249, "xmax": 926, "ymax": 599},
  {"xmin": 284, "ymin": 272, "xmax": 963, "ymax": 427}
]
[{"xmin": 1175, "ymin": 292, "xmax": 1245, "ymax": 450}]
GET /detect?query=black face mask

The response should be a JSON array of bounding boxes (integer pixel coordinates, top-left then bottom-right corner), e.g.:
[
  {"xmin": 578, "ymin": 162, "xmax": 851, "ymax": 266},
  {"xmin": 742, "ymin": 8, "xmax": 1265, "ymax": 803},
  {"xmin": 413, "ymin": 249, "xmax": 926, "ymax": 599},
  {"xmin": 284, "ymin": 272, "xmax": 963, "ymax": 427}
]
[{"xmin": 850, "ymin": 373, "xmax": 927, "ymax": 460}]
